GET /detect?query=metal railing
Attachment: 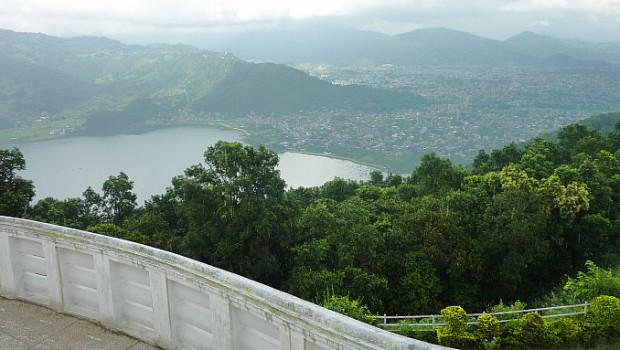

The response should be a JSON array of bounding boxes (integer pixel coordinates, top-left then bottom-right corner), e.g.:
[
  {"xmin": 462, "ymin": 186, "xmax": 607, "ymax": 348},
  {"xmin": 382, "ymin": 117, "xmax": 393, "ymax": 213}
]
[{"xmin": 375, "ymin": 302, "xmax": 589, "ymax": 329}]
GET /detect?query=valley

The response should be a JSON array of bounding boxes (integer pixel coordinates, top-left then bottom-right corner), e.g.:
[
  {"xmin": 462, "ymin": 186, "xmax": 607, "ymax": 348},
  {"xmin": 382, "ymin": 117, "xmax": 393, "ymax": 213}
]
[{"xmin": 1, "ymin": 28, "xmax": 620, "ymax": 173}]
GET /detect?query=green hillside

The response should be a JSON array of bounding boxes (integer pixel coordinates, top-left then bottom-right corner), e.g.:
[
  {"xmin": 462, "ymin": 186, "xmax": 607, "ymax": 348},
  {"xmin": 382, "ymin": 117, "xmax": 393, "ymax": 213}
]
[
  {"xmin": 194, "ymin": 61, "xmax": 422, "ymax": 114},
  {"xmin": 0, "ymin": 29, "xmax": 421, "ymax": 141},
  {"xmin": 580, "ymin": 111, "xmax": 620, "ymax": 134}
]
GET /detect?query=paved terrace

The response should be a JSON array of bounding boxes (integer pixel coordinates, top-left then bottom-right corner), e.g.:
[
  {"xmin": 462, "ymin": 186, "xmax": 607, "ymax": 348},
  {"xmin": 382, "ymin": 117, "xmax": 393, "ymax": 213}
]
[{"xmin": 0, "ymin": 297, "xmax": 158, "ymax": 350}]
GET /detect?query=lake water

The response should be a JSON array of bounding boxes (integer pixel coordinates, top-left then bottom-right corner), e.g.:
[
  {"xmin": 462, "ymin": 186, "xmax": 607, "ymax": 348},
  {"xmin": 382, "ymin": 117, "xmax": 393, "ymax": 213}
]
[{"xmin": 9, "ymin": 127, "xmax": 375, "ymax": 203}]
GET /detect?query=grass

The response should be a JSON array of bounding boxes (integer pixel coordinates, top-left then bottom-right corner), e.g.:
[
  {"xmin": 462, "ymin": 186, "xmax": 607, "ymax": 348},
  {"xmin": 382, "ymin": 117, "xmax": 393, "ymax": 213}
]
[{"xmin": 568, "ymin": 339, "xmax": 620, "ymax": 350}]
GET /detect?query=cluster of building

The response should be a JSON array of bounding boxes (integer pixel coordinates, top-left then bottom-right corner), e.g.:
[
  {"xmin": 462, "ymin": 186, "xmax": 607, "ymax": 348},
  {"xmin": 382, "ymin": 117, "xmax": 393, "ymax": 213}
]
[{"xmin": 233, "ymin": 64, "xmax": 620, "ymax": 165}]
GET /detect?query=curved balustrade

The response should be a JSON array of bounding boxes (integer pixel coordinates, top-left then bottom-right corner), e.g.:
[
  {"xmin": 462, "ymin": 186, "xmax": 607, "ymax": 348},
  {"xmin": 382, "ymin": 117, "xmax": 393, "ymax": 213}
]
[{"xmin": 0, "ymin": 216, "xmax": 450, "ymax": 350}]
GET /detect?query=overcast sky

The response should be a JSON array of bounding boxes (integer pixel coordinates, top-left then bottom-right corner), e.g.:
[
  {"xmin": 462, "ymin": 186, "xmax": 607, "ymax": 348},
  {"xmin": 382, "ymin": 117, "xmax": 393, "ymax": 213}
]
[{"xmin": 2, "ymin": 0, "xmax": 619, "ymax": 43}]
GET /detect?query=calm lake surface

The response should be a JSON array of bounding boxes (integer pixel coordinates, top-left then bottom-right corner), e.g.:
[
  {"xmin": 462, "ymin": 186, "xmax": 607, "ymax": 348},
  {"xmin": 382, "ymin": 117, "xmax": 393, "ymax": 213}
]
[{"xmin": 10, "ymin": 127, "xmax": 375, "ymax": 203}]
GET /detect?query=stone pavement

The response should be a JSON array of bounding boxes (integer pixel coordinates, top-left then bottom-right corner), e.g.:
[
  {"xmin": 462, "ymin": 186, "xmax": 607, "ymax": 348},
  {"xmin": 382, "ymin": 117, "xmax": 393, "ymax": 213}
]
[{"xmin": 0, "ymin": 297, "xmax": 160, "ymax": 350}]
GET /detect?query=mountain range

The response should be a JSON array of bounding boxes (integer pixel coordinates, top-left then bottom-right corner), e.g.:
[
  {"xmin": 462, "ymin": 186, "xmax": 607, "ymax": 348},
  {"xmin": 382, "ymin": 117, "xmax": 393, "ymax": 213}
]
[
  {"xmin": 2, "ymin": 26, "xmax": 619, "ymax": 141},
  {"xmin": 205, "ymin": 25, "xmax": 620, "ymax": 67},
  {"xmin": 0, "ymin": 29, "xmax": 420, "ymax": 137}
]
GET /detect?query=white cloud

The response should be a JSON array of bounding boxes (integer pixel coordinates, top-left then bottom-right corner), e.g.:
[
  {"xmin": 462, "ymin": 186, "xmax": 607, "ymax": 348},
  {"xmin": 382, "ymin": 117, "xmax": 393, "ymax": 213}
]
[
  {"xmin": 500, "ymin": 0, "xmax": 620, "ymax": 15},
  {"xmin": 0, "ymin": 0, "xmax": 618, "ymax": 41},
  {"xmin": 528, "ymin": 19, "xmax": 552, "ymax": 27}
]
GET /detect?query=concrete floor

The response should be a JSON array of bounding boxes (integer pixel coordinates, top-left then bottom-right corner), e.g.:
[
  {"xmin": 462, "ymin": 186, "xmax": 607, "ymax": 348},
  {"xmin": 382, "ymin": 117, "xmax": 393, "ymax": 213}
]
[{"xmin": 0, "ymin": 297, "xmax": 160, "ymax": 350}]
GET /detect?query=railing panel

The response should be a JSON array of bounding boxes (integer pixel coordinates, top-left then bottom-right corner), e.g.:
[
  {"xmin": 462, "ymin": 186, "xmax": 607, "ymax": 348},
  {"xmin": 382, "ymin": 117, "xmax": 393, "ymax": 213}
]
[
  {"xmin": 231, "ymin": 305, "xmax": 281, "ymax": 350},
  {"xmin": 8, "ymin": 237, "xmax": 49, "ymax": 305},
  {"xmin": 109, "ymin": 260, "xmax": 157, "ymax": 339},
  {"xmin": 168, "ymin": 278, "xmax": 213, "ymax": 350},
  {"xmin": 58, "ymin": 248, "xmax": 99, "ymax": 319}
]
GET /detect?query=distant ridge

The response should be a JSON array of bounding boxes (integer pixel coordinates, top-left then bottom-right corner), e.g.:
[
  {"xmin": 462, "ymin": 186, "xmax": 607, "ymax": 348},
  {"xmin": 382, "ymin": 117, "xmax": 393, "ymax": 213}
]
[
  {"xmin": 205, "ymin": 25, "xmax": 620, "ymax": 67},
  {"xmin": 504, "ymin": 31, "xmax": 620, "ymax": 63}
]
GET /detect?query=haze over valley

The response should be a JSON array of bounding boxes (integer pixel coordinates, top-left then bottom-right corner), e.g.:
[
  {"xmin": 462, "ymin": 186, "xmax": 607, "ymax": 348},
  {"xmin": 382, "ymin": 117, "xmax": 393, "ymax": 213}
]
[{"xmin": 1, "ymin": 25, "xmax": 619, "ymax": 172}]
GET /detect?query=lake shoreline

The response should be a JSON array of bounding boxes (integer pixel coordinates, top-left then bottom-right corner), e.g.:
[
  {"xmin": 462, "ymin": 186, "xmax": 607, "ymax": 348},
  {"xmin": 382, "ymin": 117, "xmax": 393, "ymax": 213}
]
[
  {"xmin": 12, "ymin": 126, "xmax": 379, "ymax": 202},
  {"xmin": 3, "ymin": 122, "xmax": 394, "ymax": 176}
]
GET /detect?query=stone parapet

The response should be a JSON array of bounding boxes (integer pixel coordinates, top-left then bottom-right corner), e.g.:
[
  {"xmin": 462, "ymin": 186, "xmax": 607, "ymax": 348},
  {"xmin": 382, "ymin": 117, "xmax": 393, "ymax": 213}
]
[{"xmin": 0, "ymin": 216, "xmax": 450, "ymax": 350}]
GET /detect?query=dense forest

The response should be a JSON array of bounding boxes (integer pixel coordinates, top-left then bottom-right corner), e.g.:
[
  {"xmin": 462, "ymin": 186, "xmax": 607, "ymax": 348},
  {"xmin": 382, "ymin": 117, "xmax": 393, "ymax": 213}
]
[{"xmin": 2, "ymin": 115, "xmax": 620, "ymax": 321}]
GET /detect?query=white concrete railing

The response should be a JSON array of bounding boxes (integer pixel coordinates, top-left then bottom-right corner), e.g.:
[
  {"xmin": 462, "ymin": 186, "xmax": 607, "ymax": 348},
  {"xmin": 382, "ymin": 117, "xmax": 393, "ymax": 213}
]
[{"xmin": 0, "ymin": 217, "xmax": 449, "ymax": 350}]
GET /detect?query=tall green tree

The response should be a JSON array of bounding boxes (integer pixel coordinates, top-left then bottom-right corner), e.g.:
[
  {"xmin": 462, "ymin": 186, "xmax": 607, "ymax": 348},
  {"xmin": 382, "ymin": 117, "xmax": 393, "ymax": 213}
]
[
  {"xmin": 28, "ymin": 197, "xmax": 89, "ymax": 228},
  {"xmin": 0, "ymin": 148, "xmax": 35, "ymax": 217},
  {"xmin": 410, "ymin": 153, "xmax": 465, "ymax": 196},
  {"xmin": 175, "ymin": 141, "xmax": 296, "ymax": 287},
  {"xmin": 101, "ymin": 172, "xmax": 137, "ymax": 225},
  {"xmin": 289, "ymin": 197, "xmax": 388, "ymax": 311}
]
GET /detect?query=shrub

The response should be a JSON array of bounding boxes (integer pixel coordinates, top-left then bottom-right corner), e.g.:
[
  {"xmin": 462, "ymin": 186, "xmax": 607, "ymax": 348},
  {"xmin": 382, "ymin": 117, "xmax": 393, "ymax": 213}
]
[
  {"xmin": 490, "ymin": 299, "xmax": 527, "ymax": 321},
  {"xmin": 436, "ymin": 306, "xmax": 479, "ymax": 349},
  {"xmin": 320, "ymin": 291, "xmax": 376, "ymax": 325},
  {"xmin": 442, "ymin": 306, "xmax": 469, "ymax": 330},
  {"xmin": 495, "ymin": 320, "xmax": 522, "ymax": 350},
  {"xmin": 589, "ymin": 295, "xmax": 620, "ymax": 336},
  {"xmin": 515, "ymin": 313, "xmax": 547, "ymax": 349},
  {"xmin": 546, "ymin": 317, "xmax": 589, "ymax": 347},
  {"xmin": 394, "ymin": 320, "xmax": 438, "ymax": 344},
  {"xmin": 477, "ymin": 314, "xmax": 500, "ymax": 349},
  {"xmin": 564, "ymin": 261, "xmax": 620, "ymax": 301},
  {"xmin": 436, "ymin": 327, "xmax": 479, "ymax": 349}
]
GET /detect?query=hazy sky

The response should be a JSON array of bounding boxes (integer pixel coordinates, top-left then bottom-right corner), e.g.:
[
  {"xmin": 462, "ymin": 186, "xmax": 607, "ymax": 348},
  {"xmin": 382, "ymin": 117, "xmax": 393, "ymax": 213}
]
[{"xmin": 2, "ymin": 0, "xmax": 620, "ymax": 42}]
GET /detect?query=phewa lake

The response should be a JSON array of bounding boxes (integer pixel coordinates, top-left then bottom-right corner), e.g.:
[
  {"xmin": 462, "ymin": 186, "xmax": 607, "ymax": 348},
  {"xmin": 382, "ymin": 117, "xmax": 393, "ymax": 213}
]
[{"xmin": 11, "ymin": 127, "xmax": 377, "ymax": 203}]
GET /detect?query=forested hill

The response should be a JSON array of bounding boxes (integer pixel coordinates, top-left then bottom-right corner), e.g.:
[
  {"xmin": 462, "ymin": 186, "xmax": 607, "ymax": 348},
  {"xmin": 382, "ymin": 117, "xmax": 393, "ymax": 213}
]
[
  {"xmin": 0, "ymin": 29, "xmax": 421, "ymax": 136},
  {"xmin": 579, "ymin": 111, "xmax": 620, "ymax": 134},
  {"xmin": 540, "ymin": 111, "xmax": 620, "ymax": 140}
]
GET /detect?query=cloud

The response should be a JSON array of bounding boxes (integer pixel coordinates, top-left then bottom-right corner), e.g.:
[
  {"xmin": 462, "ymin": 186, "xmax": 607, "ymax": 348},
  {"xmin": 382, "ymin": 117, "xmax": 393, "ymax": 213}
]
[
  {"xmin": 2, "ymin": 0, "xmax": 498, "ymax": 28},
  {"xmin": 528, "ymin": 19, "xmax": 551, "ymax": 27},
  {"xmin": 1, "ymin": 0, "xmax": 619, "ymax": 41},
  {"xmin": 500, "ymin": 0, "xmax": 620, "ymax": 16}
]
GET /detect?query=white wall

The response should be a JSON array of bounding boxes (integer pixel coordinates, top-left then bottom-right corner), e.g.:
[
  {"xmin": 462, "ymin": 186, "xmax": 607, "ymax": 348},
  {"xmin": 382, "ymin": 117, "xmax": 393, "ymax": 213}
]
[{"xmin": 0, "ymin": 216, "xmax": 450, "ymax": 350}]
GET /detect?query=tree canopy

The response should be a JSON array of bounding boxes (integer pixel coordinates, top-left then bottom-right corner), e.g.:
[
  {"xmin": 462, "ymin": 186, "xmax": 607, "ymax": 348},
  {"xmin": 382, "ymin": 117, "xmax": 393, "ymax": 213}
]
[
  {"xmin": 0, "ymin": 148, "xmax": 34, "ymax": 217},
  {"xmin": 7, "ymin": 119, "xmax": 620, "ymax": 317}
]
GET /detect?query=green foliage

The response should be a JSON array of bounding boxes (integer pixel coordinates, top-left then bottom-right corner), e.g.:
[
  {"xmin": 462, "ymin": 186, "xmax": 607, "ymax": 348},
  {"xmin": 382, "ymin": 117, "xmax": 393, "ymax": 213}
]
[
  {"xmin": 491, "ymin": 319, "xmax": 520, "ymax": 349},
  {"xmin": 436, "ymin": 306, "xmax": 479, "ymax": 349},
  {"xmin": 319, "ymin": 177, "xmax": 359, "ymax": 202},
  {"xmin": 590, "ymin": 295, "xmax": 620, "ymax": 336},
  {"xmin": 441, "ymin": 306, "xmax": 469, "ymax": 331},
  {"xmin": 320, "ymin": 290, "xmax": 376, "ymax": 325},
  {"xmin": 0, "ymin": 148, "xmax": 35, "ymax": 217},
  {"xmin": 411, "ymin": 153, "xmax": 466, "ymax": 196},
  {"xmin": 399, "ymin": 251, "xmax": 442, "ymax": 313},
  {"xmin": 564, "ymin": 261, "xmax": 620, "ymax": 301},
  {"xmin": 436, "ymin": 327, "xmax": 479, "ymax": 350},
  {"xmin": 515, "ymin": 313, "xmax": 547, "ymax": 349},
  {"xmin": 491, "ymin": 313, "xmax": 584, "ymax": 350},
  {"xmin": 27, "ymin": 197, "xmax": 92, "ymax": 229},
  {"xmin": 101, "ymin": 172, "xmax": 137, "ymax": 225},
  {"xmin": 288, "ymin": 195, "xmax": 390, "ymax": 311},
  {"xmin": 546, "ymin": 317, "xmax": 592, "ymax": 346},
  {"xmin": 490, "ymin": 300, "xmax": 527, "ymax": 314},
  {"xmin": 174, "ymin": 141, "xmax": 294, "ymax": 287},
  {"xmin": 477, "ymin": 314, "xmax": 500, "ymax": 343},
  {"xmin": 86, "ymin": 223, "xmax": 149, "ymax": 245},
  {"xmin": 394, "ymin": 320, "xmax": 438, "ymax": 344},
  {"xmin": 16, "ymin": 117, "xmax": 620, "ymax": 350}
]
